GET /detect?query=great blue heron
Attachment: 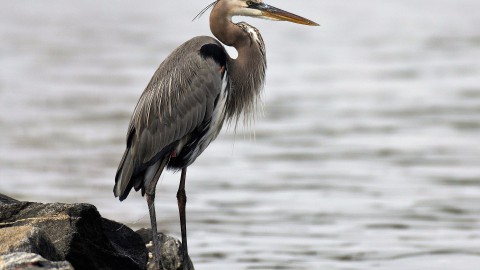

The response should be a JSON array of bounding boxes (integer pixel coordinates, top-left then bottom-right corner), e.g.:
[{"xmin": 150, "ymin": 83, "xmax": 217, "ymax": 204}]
[{"xmin": 114, "ymin": 0, "xmax": 317, "ymax": 269}]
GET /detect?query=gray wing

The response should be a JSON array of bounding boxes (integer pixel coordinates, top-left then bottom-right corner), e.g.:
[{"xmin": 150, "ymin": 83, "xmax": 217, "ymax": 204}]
[{"xmin": 114, "ymin": 36, "xmax": 227, "ymax": 200}]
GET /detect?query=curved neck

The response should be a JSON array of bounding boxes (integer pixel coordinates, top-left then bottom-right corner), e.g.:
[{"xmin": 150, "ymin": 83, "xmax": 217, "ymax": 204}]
[
  {"xmin": 210, "ymin": 2, "xmax": 267, "ymax": 122},
  {"xmin": 210, "ymin": 2, "xmax": 248, "ymax": 49}
]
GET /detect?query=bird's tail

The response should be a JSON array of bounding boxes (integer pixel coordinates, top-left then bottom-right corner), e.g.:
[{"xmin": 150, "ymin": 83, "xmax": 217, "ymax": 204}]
[
  {"xmin": 114, "ymin": 147, "xmax": 137, "ymax": 201},
  {"xmin": 114, "ymin": 147, "xmax": 170, "ymax": 201}
]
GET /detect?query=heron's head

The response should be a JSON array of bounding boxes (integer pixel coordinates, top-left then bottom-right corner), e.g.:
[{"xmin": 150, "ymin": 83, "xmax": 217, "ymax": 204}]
[{"xmin": 209, "ymin": 0, "xmax": 318, "ymax": 26}]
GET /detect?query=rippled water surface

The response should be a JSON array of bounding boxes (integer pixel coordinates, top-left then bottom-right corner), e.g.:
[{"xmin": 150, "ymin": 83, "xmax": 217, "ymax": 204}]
[{"xmin": 1, "ymin": 0, "xmax": 480, "ymax": 269}]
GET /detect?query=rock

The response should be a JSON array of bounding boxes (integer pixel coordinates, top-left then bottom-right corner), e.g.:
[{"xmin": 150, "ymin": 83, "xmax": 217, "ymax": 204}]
[
  {"xmin": 0, "ymin": 199, "xmax": 147, "ymax": 270},
  {"xmin": 0, "ymin": 194, "xmax": 193, "ymax": 270},
  {"xmin": 0, "ymin": 193, "xmax": 18, "ymax": 204},
  {"xmin": 136, "ymin": 228, "xmax": 194, "ymax": 270},
  {"xmin": 0, "ymin": 225, "xmax": 61, "ymax": 261},
  {"xmin": 0, "ymin": 252, "xmax": 73, "ymax": 270},
  {"xmin": 102, "ymin": 218, "xmax": 148, "ymax": 269}
]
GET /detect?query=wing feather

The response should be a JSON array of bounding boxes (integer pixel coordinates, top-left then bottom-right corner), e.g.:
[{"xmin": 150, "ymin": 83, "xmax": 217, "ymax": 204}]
[{"xmin": 114, "ymin": 36, "xmax": 226, "ymax": 199}]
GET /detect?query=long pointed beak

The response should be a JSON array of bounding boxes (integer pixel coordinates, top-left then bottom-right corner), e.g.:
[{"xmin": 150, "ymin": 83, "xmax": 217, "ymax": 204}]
[{"xmin": 253, "ymin": 3, "xmax": 319, "ymax": 26}]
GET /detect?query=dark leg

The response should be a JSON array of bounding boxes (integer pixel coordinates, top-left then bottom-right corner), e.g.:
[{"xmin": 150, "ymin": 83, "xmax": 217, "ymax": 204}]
[
  {"xmin": 145, "ymin": 159, "xmax": 168, "ymax": 270},
  {"xmin": 146, "ymin": 192, "xmax": 161, "ymax": 270},
  {"xmin": 177, "ymin": 167, "xmax": 190, "ymax": 270}
]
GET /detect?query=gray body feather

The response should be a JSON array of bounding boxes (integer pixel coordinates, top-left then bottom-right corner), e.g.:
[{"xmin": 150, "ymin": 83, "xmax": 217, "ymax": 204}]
[
  {"xmin": 115, "ymin": 23, "xmax": 266, "ymax": 201},
  {"xmin": 115, "ymin": 36, "xmax": 229, "ymax": 200}
]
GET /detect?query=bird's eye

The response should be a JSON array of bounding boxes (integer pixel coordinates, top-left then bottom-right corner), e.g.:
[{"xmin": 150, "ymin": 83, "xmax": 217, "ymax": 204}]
[{"xmin": 246, "ymin": 1, "xmax": 254, "ymax": 6}]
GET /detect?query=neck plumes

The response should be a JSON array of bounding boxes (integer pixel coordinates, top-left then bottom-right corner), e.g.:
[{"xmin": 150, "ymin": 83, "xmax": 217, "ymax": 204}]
[{"xmin": 210, "ymin": 5, "xmax": 267, "ymax": 125}]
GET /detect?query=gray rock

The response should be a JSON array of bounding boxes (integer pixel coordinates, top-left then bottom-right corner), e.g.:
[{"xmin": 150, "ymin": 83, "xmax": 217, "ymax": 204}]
[
  {"xmin": 136, "ymin": 228, "xmax": 194, "ymax": 270},
  {"xmin": 0, "ymin": 252, "xmax": 73, "ymax": 270},
  {"xmin": 0, "ymin": 193, "xmax": 18, "ymax": 205},
  {"xmin": 0, "ymin": 226, "xmax": 60, "ymax": 261},
  {"xmin": 0, "ymin": 194, "xmax": 193, "ymax": 270},
  {"xmin": 0, "ymin": 200, "xmax": 147, "ymax": 270}
]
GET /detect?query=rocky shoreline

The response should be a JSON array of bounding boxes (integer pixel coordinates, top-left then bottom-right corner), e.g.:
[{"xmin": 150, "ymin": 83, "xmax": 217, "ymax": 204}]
[{"xmin": 0, "ymin": 193, "xmax": 193, "ymax": 270}]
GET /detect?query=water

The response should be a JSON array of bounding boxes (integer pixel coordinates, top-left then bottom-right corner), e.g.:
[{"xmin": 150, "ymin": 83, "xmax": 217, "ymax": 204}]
[{"xmin": 1, "ymin": 0, "xmax": 480, "ymax": 269}]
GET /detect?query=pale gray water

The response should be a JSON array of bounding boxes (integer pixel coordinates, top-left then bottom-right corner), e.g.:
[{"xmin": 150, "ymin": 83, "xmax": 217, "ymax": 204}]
[{"xmin": 1, "ymin": 0, "xmax": 480, "ymax": 269}]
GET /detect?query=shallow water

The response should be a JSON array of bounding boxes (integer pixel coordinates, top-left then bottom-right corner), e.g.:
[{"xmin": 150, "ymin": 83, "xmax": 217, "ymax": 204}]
[{"xmin": 1, "ymin": 0, "xmax": 480, "ymax": 269}]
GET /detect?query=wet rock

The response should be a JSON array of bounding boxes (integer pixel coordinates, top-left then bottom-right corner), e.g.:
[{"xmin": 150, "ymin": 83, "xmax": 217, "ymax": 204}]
[
  {"xmin": 0, "ymin": 252, "xmax": 73, "ymax": 270},
  {"xmin": 136, "ymin": 228, "xmax": 194, "ymax": 270},
  {"xmin": 0, "ymin": 198, "xmax": 147, "ymax": 270}
]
